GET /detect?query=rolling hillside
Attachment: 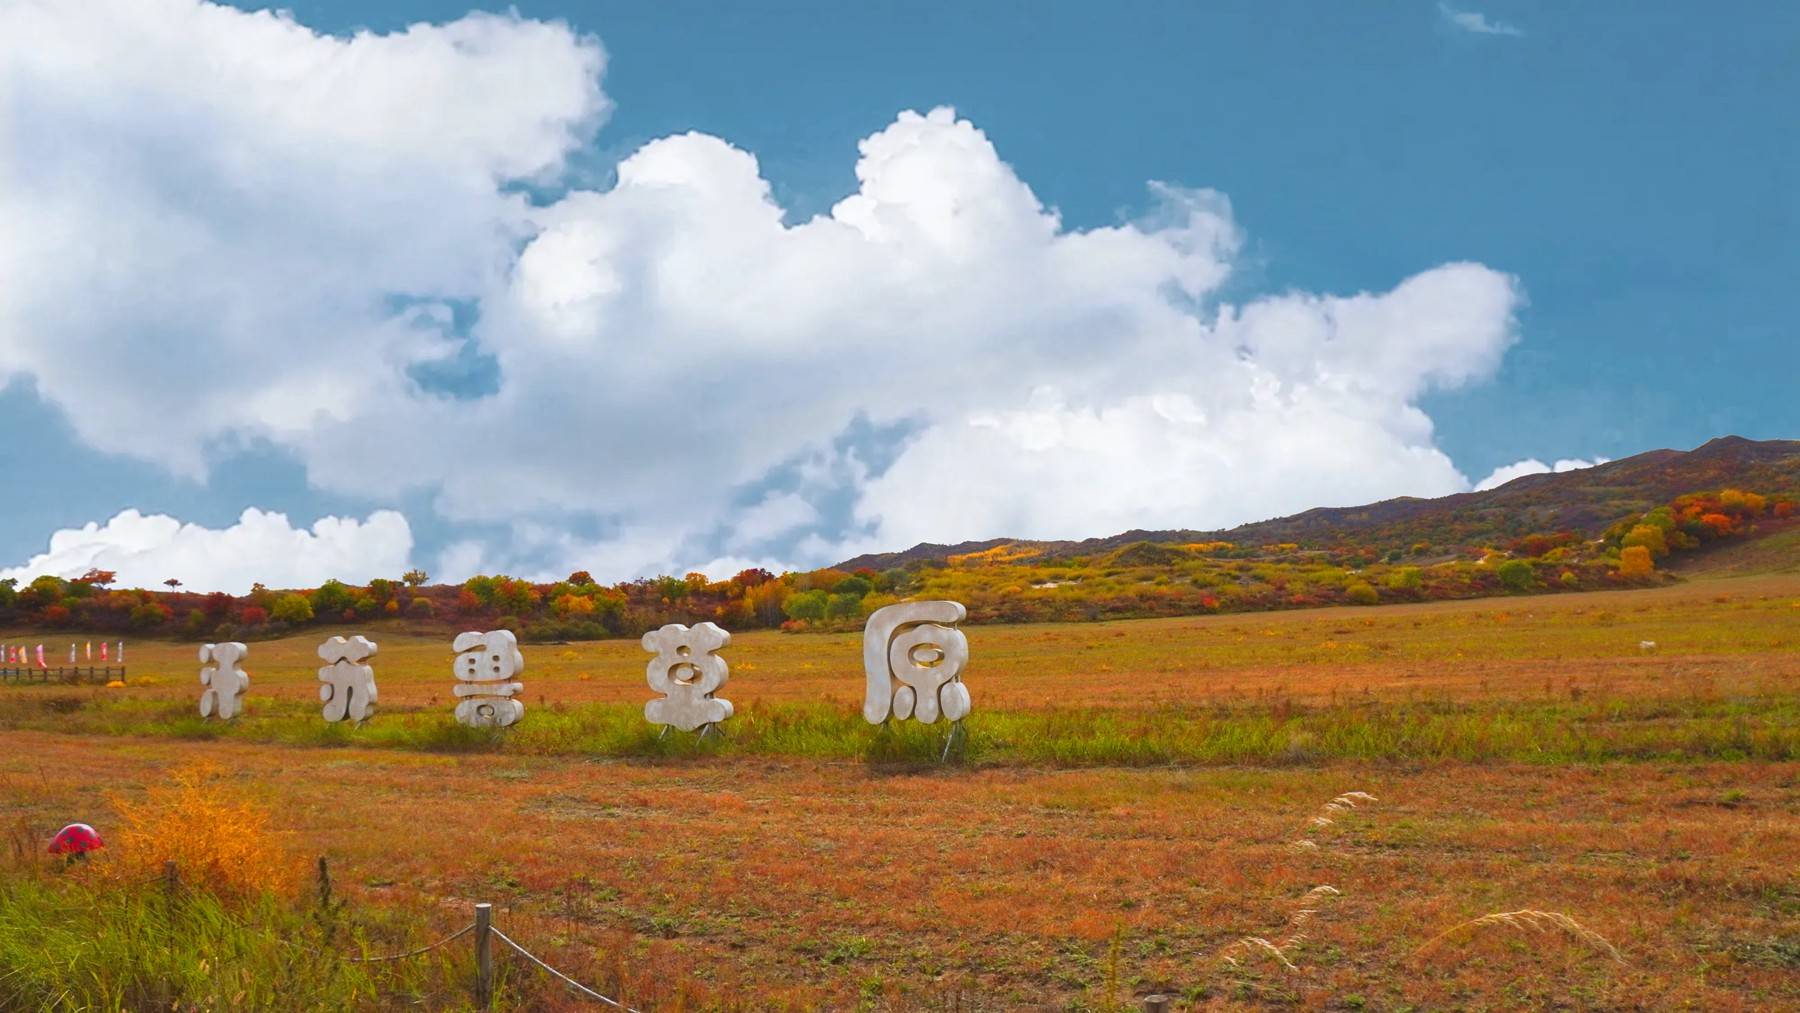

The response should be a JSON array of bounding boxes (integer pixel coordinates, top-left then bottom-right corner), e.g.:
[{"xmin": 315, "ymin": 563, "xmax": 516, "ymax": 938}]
[
  {"xmin": 4, "ymin": 437, "xmax": 1794, "ymax": 641},
  {"xmin": 840, "ymin": 436, "xmax": 1800, "ymax": 571}
]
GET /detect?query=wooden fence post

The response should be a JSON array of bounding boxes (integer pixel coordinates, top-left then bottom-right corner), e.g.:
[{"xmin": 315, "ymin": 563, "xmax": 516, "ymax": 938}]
[
  {"xmin": 316, "ymin": 856, "xmax": 331, "ymax": 908},
  {"xmin": 1141, "ymin": 995, "xmax": 1172, "ymax": 1013},
  {"xmin": 162, "ymin": 860, "xmax": 179, "ymax": 899},
  {"xmin": 474, "ymin": 902, "xmax": 493, "ymax": 1008}
]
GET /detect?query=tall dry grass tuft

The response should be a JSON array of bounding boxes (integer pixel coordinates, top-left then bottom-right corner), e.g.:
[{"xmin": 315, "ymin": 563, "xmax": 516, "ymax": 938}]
[
  {"xmin": 1216, "ymin": 884, "xmax": 1340, "ymax": 972},
  {"xmin": 1220, "ymin": 790, "xmax": 1381, "ymax": 979},
  {"xmin": 105, "ymin": 764, "xmax": 299, "ymax": 898},
  {"xmin": 1219, "ymin": 936, "xmax": 1298, "ymax": 971},
  {"xmin": 1276, "ymin": 885, "xmax": 1340, "ymax": 949},
  {"xmin": 1294, "ymin": 790, "xmax": 1378, "ymax": 847},
  {"xmin": 1412, "ymin": 909, "xmax": 1626, "ymax": 966},
  {"xmin": 1296, "ymin": 885, "xmax": 1342, "ymax": 905}
]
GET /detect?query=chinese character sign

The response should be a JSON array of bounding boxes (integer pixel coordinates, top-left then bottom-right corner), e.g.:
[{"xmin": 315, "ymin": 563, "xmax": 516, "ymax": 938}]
[
  {"xmin": 318, "ymin": 635, "xmax": 378, "ymax": 723},
  {"xmin": 452, "ymin": 630, "xmax": 524, "ymax": 728},
  {"xmin": 862, "ymin": 600, "xmax": 971, "ymax": 725},
  {"xmin": 641, "ymin": 622, "xmax": 734, "ymax": 732},
  {"xmin": 198, "ymin": 642, "xmax": 250, "ymax": 720}
]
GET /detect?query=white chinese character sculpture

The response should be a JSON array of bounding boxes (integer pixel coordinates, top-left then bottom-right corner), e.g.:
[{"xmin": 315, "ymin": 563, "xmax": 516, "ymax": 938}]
[
  {"xmin": 862, "ymin": 601, "xmax": 970, "ymax": 725},
  {"xmin": 198, "ymin": 642, "xmax": 249, "ymax": 720},
  {"xmin": 641, "ymin": 622, "xmax": 734, "ymax": 732},
  {"xmin": 318, "ymin": 635, "xmax": 378, "ymax": 723},
  {"xmin": 452, "ymin": 630, "xmax": 524, "ymax": 727}
]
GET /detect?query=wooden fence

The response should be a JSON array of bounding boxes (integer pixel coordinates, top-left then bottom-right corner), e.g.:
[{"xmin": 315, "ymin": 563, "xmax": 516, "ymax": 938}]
[{"xmin": 0, "ymin": 665, "xmax": 127, "ymax": 685}]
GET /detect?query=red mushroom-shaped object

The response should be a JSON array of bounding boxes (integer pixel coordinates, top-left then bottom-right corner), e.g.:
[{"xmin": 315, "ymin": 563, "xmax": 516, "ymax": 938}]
[{"xmin": 48, "ymin": 823, "xmax": 104, "ymax": 858}]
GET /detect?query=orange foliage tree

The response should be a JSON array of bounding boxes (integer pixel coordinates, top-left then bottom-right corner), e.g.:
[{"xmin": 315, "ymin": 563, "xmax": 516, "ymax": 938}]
[{"xmin": 1617, "ymin": 545, "xmax": 1655, "ymax": 578}]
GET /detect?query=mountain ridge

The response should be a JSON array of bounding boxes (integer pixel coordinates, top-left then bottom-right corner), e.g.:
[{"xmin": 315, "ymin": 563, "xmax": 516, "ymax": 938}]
[{"xmin": 838, "ymin": 435, "xmax": 1800, "ymax": 571}]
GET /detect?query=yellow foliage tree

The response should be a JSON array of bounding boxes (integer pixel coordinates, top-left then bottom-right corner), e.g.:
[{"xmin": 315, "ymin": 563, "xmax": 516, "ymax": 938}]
[
  {"xmin": 1618, "ymin": 545, "xmax": 1655, "ymax": 578},
  {"xmin": 1621, "ymin": 523, "xmax": 1668, "ymax": 557},
  {"xmin": 551, "ymin": 592, "xmax": 597, "ymax": 618}
]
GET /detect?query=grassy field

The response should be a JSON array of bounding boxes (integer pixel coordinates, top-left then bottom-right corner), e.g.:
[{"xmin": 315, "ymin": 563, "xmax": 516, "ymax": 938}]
[{"xmin": 2, "ymin": 574, "xmax": 1797, "ymax": 1009}]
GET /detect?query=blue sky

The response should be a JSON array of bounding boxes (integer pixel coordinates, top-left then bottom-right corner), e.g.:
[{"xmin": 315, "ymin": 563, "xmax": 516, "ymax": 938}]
[{"xmin": 0, "ymin": 1, "xmax": 1793, "ymax": 590}]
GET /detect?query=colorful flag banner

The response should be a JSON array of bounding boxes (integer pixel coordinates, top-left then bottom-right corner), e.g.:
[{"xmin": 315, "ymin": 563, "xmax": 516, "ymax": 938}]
[
  {"xmin": 36, "ymin": 644, "xmax": 47, "ymax": 669},
  {"xmin": 69, "ymin": 644, "xmax": 76, "ymax": 664},
  {"xmin": 85, "ymin": 641, "xmax": 92, "ymax": 660},
  {"xmin": 99, "ymin": 642, "xmax": 109, "ymax": 662}
]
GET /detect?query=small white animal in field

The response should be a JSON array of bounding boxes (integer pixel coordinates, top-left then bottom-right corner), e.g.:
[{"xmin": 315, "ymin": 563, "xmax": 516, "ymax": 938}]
[{"xmin": 1638, "ymin": 640, "xmax": 1657, "ymax": 652}]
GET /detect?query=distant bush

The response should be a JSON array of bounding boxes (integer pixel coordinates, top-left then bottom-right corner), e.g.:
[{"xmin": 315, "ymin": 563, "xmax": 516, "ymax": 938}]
[
  {"xmin": 1345, "ymin": 581, "xmax": 1380, "ymax": 606},
  {"xmin": 128, "ymin": 602, "xmax": 171, "ymax": 629},
  {"xmin": 1386, "ymin": 567, "xmax": 1423, "ymax": 591},
  {"xmin": 270, "ymin": 593, "xmax": 313, "ymax": 624},
  {"xmin": 107, "ymin": 766, "xmax": 296, "ymax": 897},
  {"xmin": 831, "ymin": 575, "xmax": 873, "ymax": 598},
  {"xmin": 1622, "ymin": 523, "xmax": 1669, "ymax": 558},
  {"xmin": 824, "ymin": 593, "xmax": 863, "ymax": 621},
  {"xmin": 1497, "ymin": 559, "xmax": 1535, "ymax": 592},
  {"xmin": 783, "ymin": 589, "xmax": 828, "ymax": 622},
  {"xmin": 1618, "ymin": 546, "xmax": 1655, "ymax": 578},
  {"xmin": 309, "ymin": 579, "xmax": 355, "ymax": 616}
]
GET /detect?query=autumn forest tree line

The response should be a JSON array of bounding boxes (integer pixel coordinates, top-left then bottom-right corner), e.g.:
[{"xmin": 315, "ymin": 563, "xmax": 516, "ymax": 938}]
[{"xmin": 0, "ymin": 487, "xmax": 1789, "ymax": 644}]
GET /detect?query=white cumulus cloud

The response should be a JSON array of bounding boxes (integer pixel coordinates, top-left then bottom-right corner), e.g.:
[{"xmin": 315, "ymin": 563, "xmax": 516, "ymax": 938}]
[
  {"xmin": 0, "ymin": 0, "xmax": 607, "ymax": 477},
  {"xmin": 0, "ymin": 509, "xmax": 414, "ymax": 594},
  {"xmin": 1, "ymin": 1, "xmax": 1531, "ymax": 583},
  {"xmin": 1474, "ymin": 457, "xmax": 1609, "ymax": 492}
]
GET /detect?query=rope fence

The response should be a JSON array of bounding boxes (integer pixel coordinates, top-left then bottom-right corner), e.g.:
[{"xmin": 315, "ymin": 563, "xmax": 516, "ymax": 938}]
[
  {"xmin": 117, "ymin": 858, "xmax": 1178, "ymax": 1011},
  {"xmin": 147, "ymin": 859, "xmax": 642, "ymax": 1010},
  {"xmin": 344, "ymin": 923, "xmax": 476, "ymax": 964},
  {"xmin": 490, "ymin": 926, "xmax": 642, "ymax": 1012}
]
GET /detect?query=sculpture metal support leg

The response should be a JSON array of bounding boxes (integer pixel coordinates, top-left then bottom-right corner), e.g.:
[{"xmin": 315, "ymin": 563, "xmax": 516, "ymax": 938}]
[{"xmin": 940, "ymin": 719, "xmax": 965, "ymax": 763}]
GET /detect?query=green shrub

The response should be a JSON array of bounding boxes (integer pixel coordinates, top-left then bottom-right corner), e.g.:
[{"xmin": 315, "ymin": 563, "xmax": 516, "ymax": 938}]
[
  {"xmin": 782, "ymin": 589, "xmax": 829, "ymax": 622},
  {"xmin": 1497, "ymin": 559, "xmax": 1535, "ymax": 592},
  {"xmin": 270, "ymin": 593, "xmax": 314, "ymax": 624}
]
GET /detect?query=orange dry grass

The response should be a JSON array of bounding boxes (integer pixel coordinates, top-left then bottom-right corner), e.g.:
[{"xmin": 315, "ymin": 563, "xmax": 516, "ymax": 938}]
[
  {"xmin": 5, "ymin": 733, "xmax": 1795, "ymax": 1009},
  {"xmin": 105, "ymin": 764, "xmax": 298, "ymax": 897}
]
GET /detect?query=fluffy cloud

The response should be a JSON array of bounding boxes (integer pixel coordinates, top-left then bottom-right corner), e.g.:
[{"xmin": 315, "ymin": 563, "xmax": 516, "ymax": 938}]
[
  {"xmin": 1, "ymin": 2, "xmax": 1529, "ymax": 584},
  {"xmin": 1474, "ymin": 457, "xmax": 1609, "ymax": 492},
  {"xmin": 0, "ymin": 509, "xmax": 413, "ymax": 594},
  {"xmin": 0, "ymin": 0, "xmax": 607, "ymax": 476}
]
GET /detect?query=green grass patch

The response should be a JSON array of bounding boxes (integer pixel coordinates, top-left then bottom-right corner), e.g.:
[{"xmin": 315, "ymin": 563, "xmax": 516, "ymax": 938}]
[
  {"xmin": 2, "ymin": 693, "xmax": 1794, "ymax": 767},
  {"xmin": 0, "ymin": 872, "xmax": 470, "ymax": 1011}
]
